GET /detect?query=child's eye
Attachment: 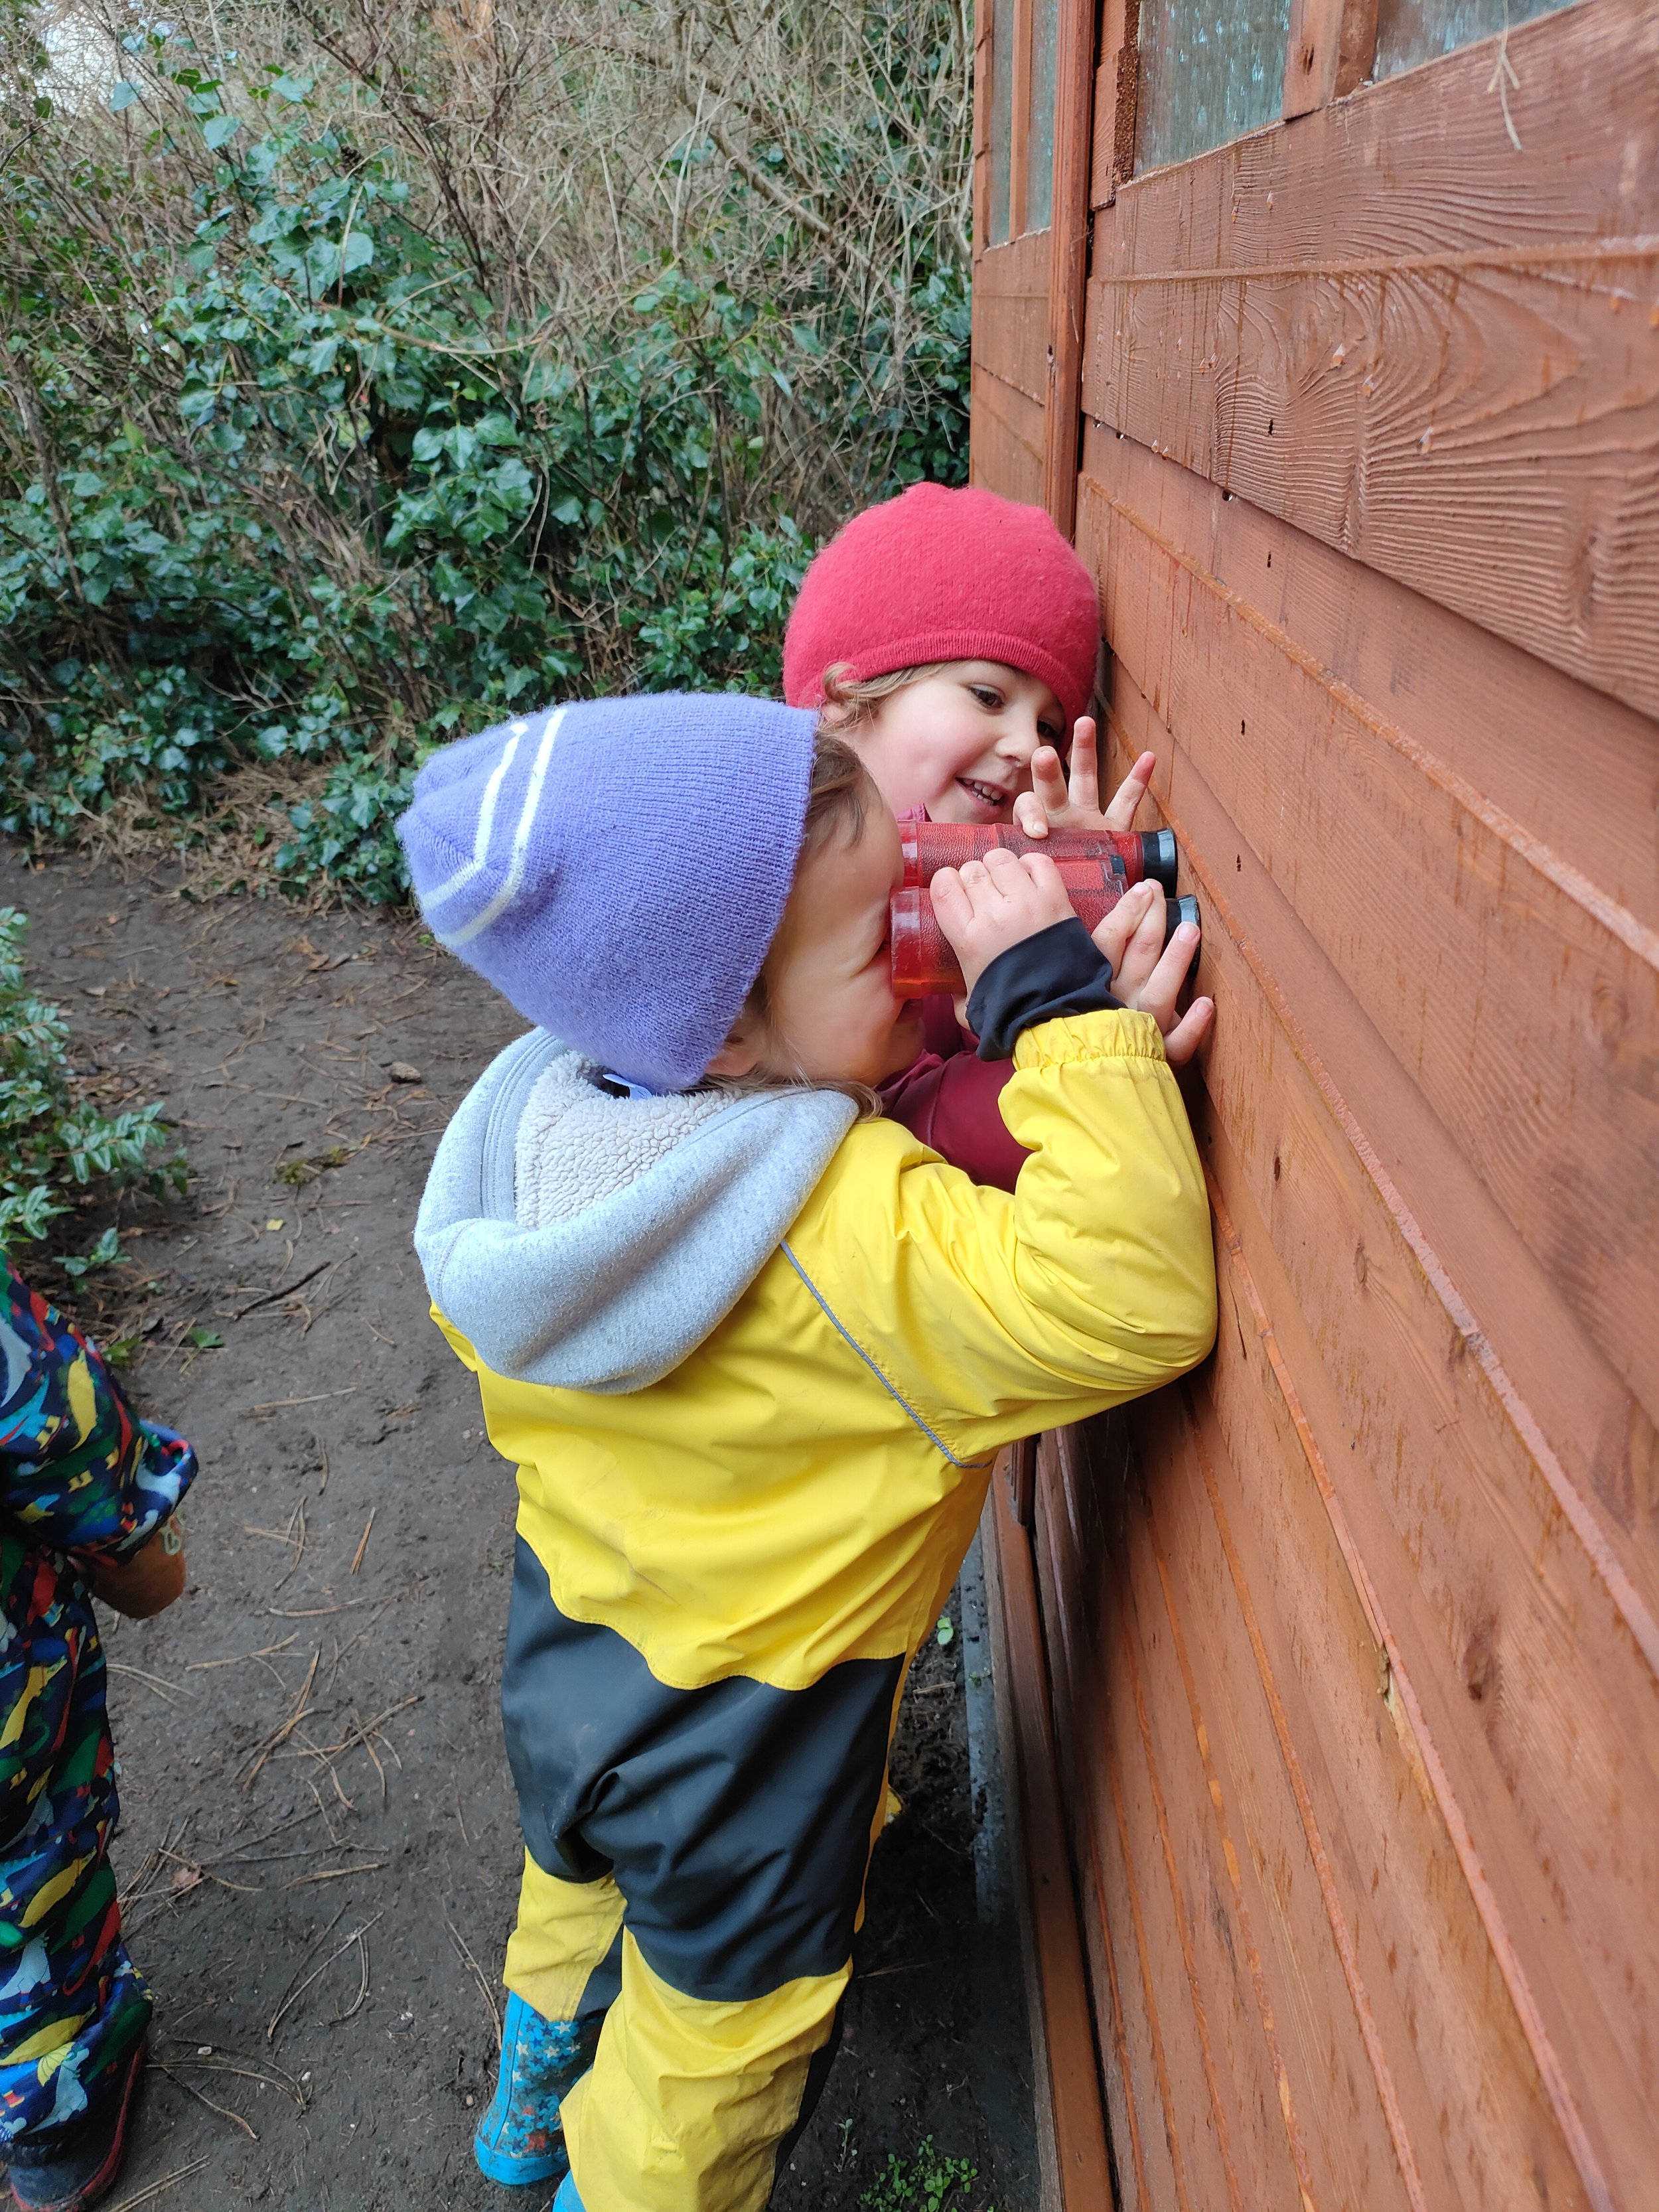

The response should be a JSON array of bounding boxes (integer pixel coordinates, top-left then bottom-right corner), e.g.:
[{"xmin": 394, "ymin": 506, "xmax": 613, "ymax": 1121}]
[{"xmin": 970, "ymin": 686, "xmax": 1004, "ymax": 711}]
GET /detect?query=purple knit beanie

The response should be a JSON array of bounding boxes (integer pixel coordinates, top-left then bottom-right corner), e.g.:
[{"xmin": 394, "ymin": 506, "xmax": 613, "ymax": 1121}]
[{"xmin": 397, "ymin": 694, "xmax": 818, "ymax": 1091}]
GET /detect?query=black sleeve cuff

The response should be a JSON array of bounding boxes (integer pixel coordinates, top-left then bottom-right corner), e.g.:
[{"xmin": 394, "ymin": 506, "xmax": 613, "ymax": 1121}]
[{"xmin": 966, "ymin": 917, "xmax": 1120, "ymax": 1060}]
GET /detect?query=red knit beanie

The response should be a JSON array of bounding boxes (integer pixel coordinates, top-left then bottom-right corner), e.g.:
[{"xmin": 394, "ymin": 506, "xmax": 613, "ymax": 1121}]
[{"xmin": 783, "ymin": 482, "xmax": 1101, "ymax": 730}]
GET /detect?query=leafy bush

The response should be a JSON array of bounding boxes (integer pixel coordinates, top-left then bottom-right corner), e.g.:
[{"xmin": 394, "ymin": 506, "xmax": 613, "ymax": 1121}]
[
  {"xmin": 0, "ymin": 907, "xmax": 184, "ymax": 1258},
  {"xmin": 0, "ymin": 2, "xmax": 971, "ymax": 901}
]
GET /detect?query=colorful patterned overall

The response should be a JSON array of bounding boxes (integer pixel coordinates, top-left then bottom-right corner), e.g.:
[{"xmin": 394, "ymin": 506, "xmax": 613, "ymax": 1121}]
[{"xmin": 0, "ymin": 1267, "xmax": 195, "ymax": 2146}]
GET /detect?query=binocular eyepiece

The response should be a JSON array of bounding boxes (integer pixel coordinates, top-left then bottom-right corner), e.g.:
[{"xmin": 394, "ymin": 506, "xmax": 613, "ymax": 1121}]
[{"xmin": 890, "ymin": 823, "xmax": 1197, "ymax": 997}]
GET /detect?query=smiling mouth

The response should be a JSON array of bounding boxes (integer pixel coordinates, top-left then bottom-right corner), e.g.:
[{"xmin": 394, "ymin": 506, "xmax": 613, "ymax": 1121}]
[{"xmin": 956, "ymin": 776, "xmax": 1011, "ymax": 812}]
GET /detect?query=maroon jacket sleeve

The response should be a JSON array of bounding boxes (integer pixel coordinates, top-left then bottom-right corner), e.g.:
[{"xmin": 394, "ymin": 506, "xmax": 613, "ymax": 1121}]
[{"xmin": 879, "ymin": 992, "xmax": 1029, "ymax": 1194}]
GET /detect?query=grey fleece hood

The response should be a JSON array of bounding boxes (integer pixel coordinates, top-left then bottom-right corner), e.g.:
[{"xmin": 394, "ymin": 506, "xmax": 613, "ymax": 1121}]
[{"xmin": 414, "ymin": 1030, "xmax": 858, "ymax": 1394}]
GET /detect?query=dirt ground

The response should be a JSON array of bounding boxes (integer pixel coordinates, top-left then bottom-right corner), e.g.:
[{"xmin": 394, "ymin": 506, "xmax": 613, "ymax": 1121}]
[{"xmin": 7, "ymin": 848, "xmax": 1039, "ymax": 2212}]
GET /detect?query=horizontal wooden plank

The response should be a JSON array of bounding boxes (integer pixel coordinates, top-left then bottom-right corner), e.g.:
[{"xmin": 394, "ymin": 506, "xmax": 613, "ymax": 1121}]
[
  {"xmin": 1131, "ymin": 1389, "xmax": 1477, "ymax": 2212},
  {"xmin": 1027, "ymin": 1449, "xmax": 1159, "ymax": 2209},
  {"xmin": 1090, "ymin": 1635, "xmax": 1193, "ymax": 2212},
  {"xmin": 972, "ymin": 227, "xmax": 1053, "ymax": 403},
  {"xmin": 1101, "ymin": 0, "xmax": 1659, "ymax": 273},
  {"xmin": 1090, "ymin": 677, "xmax": 1659, "ymax": 2191},
  {"xmin": 1096, "ymin": 1574, "xmax": 1246, "ymax": 2211},
  {"xmin": 1143, "ymin": 1355, "xmax": 1600, "ymax": 2211},
  {"xmin": 1082, "ymin": 241, "xmax": 1659, "ymax": 717},
  {"xmin": 970, "ymin": 360, "xmax": 1046, "ymax": 504},
  {"xmin": 1080, "ymin": 435, "xmax": 1659, "ymax": 1628},
  {"xmin": 1086, "ymin": 0, "xmax": 1659, "ymax": 715},
  {"xmin": 1082, "ymin": 473, "xmax": 1659, "ymax": 1433},
  {"xmin": 989, "ymin": 1470, "xmax": 1115, "ymax": 2209},
  {"xmin": 1081, "ymin": 425, "xmax": 1659, "ymax": 936},
  {"xmin": 1116, "ymin": 1492, "xmax": 1318, "ymax": 2212}
]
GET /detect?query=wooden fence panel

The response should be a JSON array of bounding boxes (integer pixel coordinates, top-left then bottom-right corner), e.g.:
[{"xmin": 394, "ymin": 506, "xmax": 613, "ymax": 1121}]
[
  {"xmin": 973, "ymin": 0, "xmax": 1659, "ymax": 2204},
  {"xmin": 1084, "ymin": 0, "xmax": 1659, "ymax": 717}
]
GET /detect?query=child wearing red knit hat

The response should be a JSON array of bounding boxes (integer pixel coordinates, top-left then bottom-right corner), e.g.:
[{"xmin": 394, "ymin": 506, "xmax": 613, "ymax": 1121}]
[
  {"xmin": 784, "ymin": 482, "xmax": 1212, "ymax": 1188},
  {"xmin": 784, "ymin": 480, "xmax": 1128, "ymax": 826}
]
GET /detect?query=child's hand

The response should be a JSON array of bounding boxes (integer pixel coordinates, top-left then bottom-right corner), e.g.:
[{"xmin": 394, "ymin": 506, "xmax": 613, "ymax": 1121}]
[
  {"xmin": 1013, "ymin": 723, "xmax": 1157, "ymax": 839},
  {"xmin": 931, "ymin": 848, "xmax": 1075, "ymax": 997},
  {"xmin": 1093, "ymin": 881, "xmax": 1214, "ymax": 1067},
  {"xmin": 74, "ymin": 1516, "xmax": 187, "ymax": 1620}
]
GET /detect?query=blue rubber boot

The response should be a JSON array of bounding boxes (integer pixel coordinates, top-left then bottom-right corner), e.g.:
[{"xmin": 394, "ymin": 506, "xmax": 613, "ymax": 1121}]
[
  {"xmin": 550, "ymin": 2175, "xmax": 587, "ymax": 2212},
  {"xmin": 472, "ymin": 1992, "xmax": 595, "ymax": 2187}
]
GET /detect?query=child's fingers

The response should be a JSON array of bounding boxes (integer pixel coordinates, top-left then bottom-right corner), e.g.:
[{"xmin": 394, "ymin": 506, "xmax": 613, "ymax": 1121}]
[
  {"xmin": 1090, "ymin": 879, "xmax": 1159, "ymax": 978},
  {"xmin": 1012, "ymin": 790, "xmax": 1049, "ymax": 836},
  {"xmin": 1161, "ymin": 995, "xmax": 1215, "ymax": 1068},
  {"xmin": 1028, "ymin": 745, "xmax": 1070, "ymax": 826},
  {"xmin": 1066, "ymin": 719, "xmax": 1102, "ymax": 812},
  {"xmin": 1114, "ymin": 890, "xmax": 1171, "ymax": 1003},
  {"xmin": 1009, "ymin": 848, "xmax": 1073, "ymax": 922},
  {"xmin": 1102, "ymin": 749, "xmax": 1157, "ymax": 833},
  {"xmin": 1134, "ymin": 919, "xmax": 1202, "ymax": 1031},
  {"xmin": 928, "ymin": 863, "xmax": 975, "ymax": 931}
]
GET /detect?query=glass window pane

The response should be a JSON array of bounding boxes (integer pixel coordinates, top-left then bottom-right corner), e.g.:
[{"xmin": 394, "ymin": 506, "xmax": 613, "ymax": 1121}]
[
  {"xmin": 1374, "ymin": 0, "xmax": 1568, "ymax": 78},
  {"xmin": 989, "ymin": 0, "xmax": 1014, "ymax": 244},
  {"xmin": 1134, "ymin": 0, "xmax": 1293, "ymax": 174},
  {"xmin": 1027, "ymin": 0, "xmax": 1060, "ymax": 231}
]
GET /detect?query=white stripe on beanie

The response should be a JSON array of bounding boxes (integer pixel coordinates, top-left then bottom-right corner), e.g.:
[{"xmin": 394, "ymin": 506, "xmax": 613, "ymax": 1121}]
[
  {"xmin": 421, "ymin": 720, "xmax": 526, "ymax": 913},
  {"xmin": 442, "ymin": 707, "xmax": 566, "ymax": 948}
]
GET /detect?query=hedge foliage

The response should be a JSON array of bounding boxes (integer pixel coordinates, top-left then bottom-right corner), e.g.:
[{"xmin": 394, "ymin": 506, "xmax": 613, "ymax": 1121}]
[{"xmin": 1, "ymin": 6, "xmax": 972, "ymax": 903}]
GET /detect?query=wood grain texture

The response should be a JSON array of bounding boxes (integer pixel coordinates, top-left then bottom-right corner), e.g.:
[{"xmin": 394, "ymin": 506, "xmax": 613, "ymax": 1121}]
[
  {"xmin": 1082, "ymin": 474, "xmax": 1659, "ymax": 1431},
  {"xmin": 970, "ymin": 360, "xmax": 1046, "ymax": 501},
  {"xmin": 975, "ymin": 5, "xmax": 1659, "ymax": 2203},
  {"xmin": 1088, "ymin": 0, "xmax": 1141, "ymax": 209},
  {"xmin": 1088, "ymin": 0, "xmax": 1659, "ymax": 714},
  {"xmin": 1101, "ymin": 0, "xmax": 1659, "ymax": 273},
  {"xmin": 1082, "ymin": 434, "xmax": 1659, "ymax": 1635},
  {"xmin": 973, "ymin": 0, "xmax": 993, "ymax": 270},
  {"xmin": 1084, "ymin": 663, "xmax": 1659, "ymax": 2197},
  {"xmin": 1033, "ymin": 1432, "xmax": 1163, "ymax": 2212},
  {"xmin": 1283, "ymin": 0, "xmax": 1380, "ymax": 115},
  {"xmin": 972, "ymin": 227, "xmax": 1054, "ymax": 402},
  {"xmin": 989, "ymin": 1464, "xmax": 1116, "ymax": 2209},
  {"xmin": 1010, "ymin": 0, "xmax": 1035, "ymax": 240},
  {"xmin": 1085, "ymin": 238, "xmax": 1659, "ymax": 717},
  {"xmin": 1083, "ymin": 427, "xmax": 1659, "ymax": 934},
  {"xmin": 1039, "ymin": 0, "xmax": 1096, "ymax": 529}
]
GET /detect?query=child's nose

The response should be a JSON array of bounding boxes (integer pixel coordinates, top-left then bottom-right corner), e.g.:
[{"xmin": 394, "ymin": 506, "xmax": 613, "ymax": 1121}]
[{"xmin": 996, "ymin": 713, "xmax": 1042, "ymax": 765}]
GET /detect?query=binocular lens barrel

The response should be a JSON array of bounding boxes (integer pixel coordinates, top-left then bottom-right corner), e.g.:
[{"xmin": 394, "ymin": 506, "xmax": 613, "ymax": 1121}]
[
  {"xmin": 899, "ymin": 821, "xmax": 1179, "ymax": 891},
  {"xmin": 891, "ymin": 882, "xmax": 1202, "ymax": 998}
]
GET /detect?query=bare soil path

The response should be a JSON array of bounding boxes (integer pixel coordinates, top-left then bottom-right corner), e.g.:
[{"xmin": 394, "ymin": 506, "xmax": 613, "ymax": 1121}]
[{"xmin": 8, "ymin": 850, "xmax": 1036, "ymax": 2212}]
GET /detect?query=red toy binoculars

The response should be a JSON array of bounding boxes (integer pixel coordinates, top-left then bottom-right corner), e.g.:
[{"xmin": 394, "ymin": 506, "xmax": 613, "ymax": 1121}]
[
  {"xmin": 899, "ymin": 819, "xmax": 1179, "ymax": 891},
  {"xmin": 891, "ymin": 848, "xmax": 1200, "ymax": 996}
]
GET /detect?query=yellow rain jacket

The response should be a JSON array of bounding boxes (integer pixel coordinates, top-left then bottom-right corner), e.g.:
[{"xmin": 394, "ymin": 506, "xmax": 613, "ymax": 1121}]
[{"xmin": 418, "ymin": 1007, "xmax": 1214, "ymax": 2212}]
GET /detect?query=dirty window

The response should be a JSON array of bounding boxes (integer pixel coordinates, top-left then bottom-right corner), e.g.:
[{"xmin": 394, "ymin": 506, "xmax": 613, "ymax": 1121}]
[
  {"xmin": 1372, "ymin": 0, "xmax": 1569, "ymax": 78},
  {"xmin": 1026, "ymin": 0, "xmax": 1060, "ymax": 230},
  {"xmin": 988, "ymin": 0, "xmax": 1014, "ymax": 242},
  {"xmin": 1133, "ymin": 0, "xmax": 1293, "ymax": 173}
]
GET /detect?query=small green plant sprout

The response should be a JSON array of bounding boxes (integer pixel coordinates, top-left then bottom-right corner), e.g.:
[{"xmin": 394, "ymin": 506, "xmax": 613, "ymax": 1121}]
[
  {"xmin": 858, "ymin": 2137, "xmax": 989, "ymax": 2212},
  {"xmin": 55, "ymin": 1225, "xmax": 123, "ymax": 1280},
  {"xmin": 0, "ymin": 910, "xmax": 183, "ymax": 1263},
  {"xmin": 935, "ymin": 1612, "xmax": 954, "ymax": 1647}
]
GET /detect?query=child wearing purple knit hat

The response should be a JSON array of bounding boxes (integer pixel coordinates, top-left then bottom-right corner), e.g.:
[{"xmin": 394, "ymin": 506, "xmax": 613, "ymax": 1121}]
[{"xmin": 399, "ymin": 690, "xmax": 1215, "ymax": 2212}]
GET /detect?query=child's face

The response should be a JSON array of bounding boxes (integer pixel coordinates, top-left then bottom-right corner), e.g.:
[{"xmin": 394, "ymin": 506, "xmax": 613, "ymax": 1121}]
[
  {"xmin": 715, "ymin": 806, "xmax": 925, "ymax": 1088},
  {"xmin": 845, "ymin": 661, "xmax": 1068, "ymax": 823}
]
